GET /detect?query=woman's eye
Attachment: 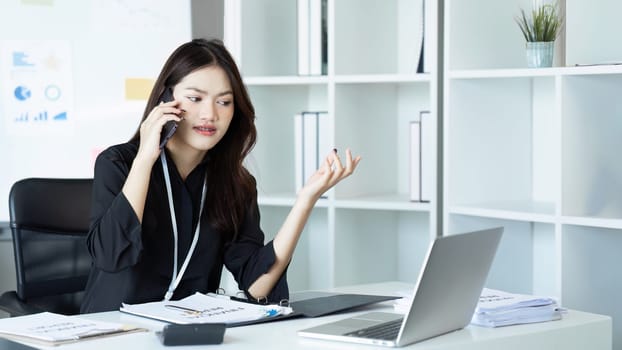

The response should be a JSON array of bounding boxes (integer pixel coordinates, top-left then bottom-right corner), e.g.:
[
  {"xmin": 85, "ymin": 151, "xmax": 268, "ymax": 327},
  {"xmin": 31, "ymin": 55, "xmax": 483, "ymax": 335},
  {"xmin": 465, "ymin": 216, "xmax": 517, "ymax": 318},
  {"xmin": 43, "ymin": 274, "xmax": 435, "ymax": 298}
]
[
  {"xmin": 187, "ymin": 96, "xmax": 200, "ymax": 102},
  {"xmin": 217, "ymin": 100, "xmax": 232, "ymax": 106}
]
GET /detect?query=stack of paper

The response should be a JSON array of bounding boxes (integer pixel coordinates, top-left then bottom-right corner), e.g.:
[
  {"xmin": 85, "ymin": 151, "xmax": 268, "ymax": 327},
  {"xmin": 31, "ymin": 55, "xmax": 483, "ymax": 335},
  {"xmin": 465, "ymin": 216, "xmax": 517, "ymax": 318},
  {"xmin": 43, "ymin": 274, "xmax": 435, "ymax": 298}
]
[
  {"xmin": 471, "ymin": 288, "xmax": 564, "ymax": 327},
  {"xmin": 0, "ymin": 312, "xmax": 146, "ymax": 346}
]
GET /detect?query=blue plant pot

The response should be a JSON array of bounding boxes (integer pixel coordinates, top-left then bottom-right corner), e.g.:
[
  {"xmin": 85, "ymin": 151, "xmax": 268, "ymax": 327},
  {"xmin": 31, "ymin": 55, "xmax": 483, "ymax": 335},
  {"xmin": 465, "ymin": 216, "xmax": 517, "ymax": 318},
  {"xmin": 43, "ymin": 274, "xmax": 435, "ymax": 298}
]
[{"xmin": 526, "ymin": 41, "xmax": 554, "ymax": 68}]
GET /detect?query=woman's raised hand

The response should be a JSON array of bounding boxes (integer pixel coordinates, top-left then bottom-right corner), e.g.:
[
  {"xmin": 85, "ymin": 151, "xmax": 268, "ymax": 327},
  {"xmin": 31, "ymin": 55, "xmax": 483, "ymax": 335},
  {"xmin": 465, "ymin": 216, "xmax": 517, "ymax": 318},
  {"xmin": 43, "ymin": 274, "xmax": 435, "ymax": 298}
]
[
  {"xmin": 299, "ymin": 148, "xmax": 361, "ymax": 202},
  {"xmin": 137, "ymin": 100, "xmax": 183, "ymax": 161}
]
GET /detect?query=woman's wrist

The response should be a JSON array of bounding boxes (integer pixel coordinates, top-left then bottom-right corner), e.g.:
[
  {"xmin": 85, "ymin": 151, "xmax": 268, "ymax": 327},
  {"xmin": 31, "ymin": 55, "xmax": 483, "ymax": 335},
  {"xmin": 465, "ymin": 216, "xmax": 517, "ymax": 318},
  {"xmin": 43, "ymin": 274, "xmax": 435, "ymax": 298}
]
[
  {"xmin": 134, "ymin": 149, "xmax": 159, "ymax": 168},
  {"xmin": 293, "ymin": 192, "xmax": 320, "ymax": 213}
]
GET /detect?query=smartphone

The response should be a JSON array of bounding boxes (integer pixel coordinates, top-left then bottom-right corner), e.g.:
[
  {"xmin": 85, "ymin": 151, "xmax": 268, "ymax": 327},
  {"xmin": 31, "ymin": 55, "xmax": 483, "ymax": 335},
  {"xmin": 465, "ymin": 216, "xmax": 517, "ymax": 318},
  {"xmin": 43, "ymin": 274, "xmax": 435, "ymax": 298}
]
[{"xmin": 159, "ymin": 87, "xmax": 178, "ymax": 149}]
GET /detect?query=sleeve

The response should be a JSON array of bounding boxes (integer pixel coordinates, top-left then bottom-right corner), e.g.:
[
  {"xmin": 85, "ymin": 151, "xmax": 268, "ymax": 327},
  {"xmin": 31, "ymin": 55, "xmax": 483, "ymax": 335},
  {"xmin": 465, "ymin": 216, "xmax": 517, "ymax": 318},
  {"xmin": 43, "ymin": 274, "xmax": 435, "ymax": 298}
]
[
  {"xmin": 86, "ymin": 148, "xmax": 144, "ymax": 273},
  {"xmin": 223, "ymin": 199, "xmax": 289, "ymax": 303}
]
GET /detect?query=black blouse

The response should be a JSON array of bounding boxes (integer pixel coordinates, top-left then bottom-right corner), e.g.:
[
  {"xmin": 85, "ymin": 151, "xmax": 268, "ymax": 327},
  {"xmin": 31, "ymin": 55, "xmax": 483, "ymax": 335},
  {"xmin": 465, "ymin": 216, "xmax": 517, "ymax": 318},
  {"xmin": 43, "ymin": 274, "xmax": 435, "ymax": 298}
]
[{"xmin": 80, "ymin": 141, "xmax": 288, "ymax": 313}]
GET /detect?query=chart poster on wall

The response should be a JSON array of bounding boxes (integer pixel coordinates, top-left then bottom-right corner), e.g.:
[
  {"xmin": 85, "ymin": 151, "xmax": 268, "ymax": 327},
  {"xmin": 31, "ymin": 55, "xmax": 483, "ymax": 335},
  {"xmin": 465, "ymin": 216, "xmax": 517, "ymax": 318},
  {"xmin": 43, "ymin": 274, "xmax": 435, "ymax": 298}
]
[
  {"xmin": 0, "ymin": 0, "xmax": 191, "ymax": 224},
  {"xmin": 0, "ymin": 40, "xmax": 74, "ymax": 136}
]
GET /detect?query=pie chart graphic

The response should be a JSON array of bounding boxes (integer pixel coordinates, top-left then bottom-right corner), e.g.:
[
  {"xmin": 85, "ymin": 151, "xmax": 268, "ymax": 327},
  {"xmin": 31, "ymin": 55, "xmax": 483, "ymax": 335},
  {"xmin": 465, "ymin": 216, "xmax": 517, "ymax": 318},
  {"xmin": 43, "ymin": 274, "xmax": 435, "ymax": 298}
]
[
  {"xmin": 14, "ymin": 86, "xmax": 31, "ymax": 101},
  {"xmin": 45, "ymin": 85, "xmax": 61, "ymax": 101}
]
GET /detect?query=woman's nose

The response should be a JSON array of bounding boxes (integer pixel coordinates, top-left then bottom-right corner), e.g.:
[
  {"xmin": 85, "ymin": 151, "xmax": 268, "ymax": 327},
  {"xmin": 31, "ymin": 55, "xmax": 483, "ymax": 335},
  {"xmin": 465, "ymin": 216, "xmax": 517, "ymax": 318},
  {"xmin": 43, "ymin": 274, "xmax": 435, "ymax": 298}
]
[{"xmin": 199, "ymin": 101, "xmax": 216, "ymax": 121}]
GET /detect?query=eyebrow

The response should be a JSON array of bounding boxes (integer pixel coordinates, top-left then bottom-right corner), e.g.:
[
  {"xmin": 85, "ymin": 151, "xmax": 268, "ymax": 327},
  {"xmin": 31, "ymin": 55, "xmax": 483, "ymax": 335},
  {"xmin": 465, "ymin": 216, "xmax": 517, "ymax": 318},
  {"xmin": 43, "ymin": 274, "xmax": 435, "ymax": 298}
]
[{"xmin": 184, "ymin": 87, "xmax": 233, "ymax": 97}]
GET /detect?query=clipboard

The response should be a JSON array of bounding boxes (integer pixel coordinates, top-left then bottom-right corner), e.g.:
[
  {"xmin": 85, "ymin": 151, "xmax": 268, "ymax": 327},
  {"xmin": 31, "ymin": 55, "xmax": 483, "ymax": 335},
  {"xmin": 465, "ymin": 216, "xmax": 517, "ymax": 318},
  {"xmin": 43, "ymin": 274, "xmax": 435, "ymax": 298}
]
[
  {"xmin": 120, "ymin": 291, "xmax": 400, "ymax": 328},
  {"xmin": 120, "ymin": 292, "xmax": 293, "ymax": 326},
  {"xmin": 228, "ymin": 292, "xmax": 401, "ymax": 327}
]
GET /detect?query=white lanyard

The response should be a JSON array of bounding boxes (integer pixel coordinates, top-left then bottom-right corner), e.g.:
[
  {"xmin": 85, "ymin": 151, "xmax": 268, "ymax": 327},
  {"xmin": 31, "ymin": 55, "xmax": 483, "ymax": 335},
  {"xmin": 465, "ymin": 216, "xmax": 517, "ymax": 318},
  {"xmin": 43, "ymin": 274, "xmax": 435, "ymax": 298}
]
[{"xmin": 160, "ymin": 152, "xmax": 207, "ymax": 301}]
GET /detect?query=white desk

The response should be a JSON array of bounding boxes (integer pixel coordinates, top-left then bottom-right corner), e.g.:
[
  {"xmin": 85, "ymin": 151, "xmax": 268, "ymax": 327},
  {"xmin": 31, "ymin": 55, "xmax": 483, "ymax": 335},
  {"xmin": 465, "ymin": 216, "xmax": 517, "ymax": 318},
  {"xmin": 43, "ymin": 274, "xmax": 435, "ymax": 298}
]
[{"xmin": 30, "ymin": 282, "xmax": 612, "ymax": 350}]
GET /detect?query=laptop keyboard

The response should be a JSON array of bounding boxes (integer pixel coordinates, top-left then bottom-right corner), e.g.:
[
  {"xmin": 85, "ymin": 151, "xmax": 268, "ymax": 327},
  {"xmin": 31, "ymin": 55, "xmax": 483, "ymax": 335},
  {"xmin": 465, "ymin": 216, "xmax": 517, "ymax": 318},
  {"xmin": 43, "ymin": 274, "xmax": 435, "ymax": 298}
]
[{"xmin": 344, "ymin": 318, "xmax": 403, "ymax": 340}]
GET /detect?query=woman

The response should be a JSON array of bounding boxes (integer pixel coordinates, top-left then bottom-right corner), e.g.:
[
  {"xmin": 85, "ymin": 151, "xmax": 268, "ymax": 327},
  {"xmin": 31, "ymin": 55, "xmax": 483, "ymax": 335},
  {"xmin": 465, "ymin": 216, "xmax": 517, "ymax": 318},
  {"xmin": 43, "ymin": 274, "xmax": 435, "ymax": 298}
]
[{"xmin": 80, "ymin": 39, "xmax": 360, "ymax": 313}]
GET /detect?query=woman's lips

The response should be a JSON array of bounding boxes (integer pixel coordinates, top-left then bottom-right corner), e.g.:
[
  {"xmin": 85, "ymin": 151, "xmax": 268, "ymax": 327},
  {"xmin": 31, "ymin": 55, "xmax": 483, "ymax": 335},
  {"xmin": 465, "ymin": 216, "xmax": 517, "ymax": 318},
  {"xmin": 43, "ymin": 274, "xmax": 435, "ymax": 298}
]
[{"xmin": 194, "ymin": 125, "xmax": 216, "ymax": 136}]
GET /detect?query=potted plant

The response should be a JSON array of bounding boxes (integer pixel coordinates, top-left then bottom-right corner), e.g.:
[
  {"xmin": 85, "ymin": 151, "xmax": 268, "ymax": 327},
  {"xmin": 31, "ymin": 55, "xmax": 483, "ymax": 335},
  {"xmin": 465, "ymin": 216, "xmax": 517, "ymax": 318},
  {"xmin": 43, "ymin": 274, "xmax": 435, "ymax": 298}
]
[{"xmin": 515, "ymin": 2, "xmax": 564, "ymax": 68}]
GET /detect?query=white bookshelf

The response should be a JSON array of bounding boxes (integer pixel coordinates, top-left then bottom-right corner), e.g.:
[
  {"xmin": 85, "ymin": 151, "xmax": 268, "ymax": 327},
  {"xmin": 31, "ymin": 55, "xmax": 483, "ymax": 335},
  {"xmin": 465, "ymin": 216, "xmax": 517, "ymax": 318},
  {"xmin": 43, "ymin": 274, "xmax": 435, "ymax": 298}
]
[
  {"xmin": 444, "ymin": 0, "xmax": 622, "ymax": 348},
  {"xmin": 224, "ymin": 0, "xmax": 438, "ymax": 291}
]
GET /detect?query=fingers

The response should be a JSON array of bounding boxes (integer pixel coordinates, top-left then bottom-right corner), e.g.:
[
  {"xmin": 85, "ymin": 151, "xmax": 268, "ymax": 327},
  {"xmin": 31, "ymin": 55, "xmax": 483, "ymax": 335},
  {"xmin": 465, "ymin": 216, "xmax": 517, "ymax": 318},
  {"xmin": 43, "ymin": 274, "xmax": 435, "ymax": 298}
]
[
  {"xmin": 145, "ymin": 102, "xmax": 184, "ymax": 128},
  {"xmin": 343, "ymin": 149, "xmax": 361, "ymax": 176},
  {"xmin": 139, "ymin": 102, "xmax": 184, "ymax": 153},
  {"xmin": 325, "ymin": 148, "xmax": 360, "ymax": 184},
  {"xmin": 335, "ymin": 149, "xmax": 360, "ymax": 175},
  {"xmin": 300, "ymin": 148, "xmax": 360, "ymax": 201},
  {"xmin": 153, "ymin": 101, "xmax": 184, "ymax": 122},
  {"xmin": 331, "ymin": 149, "xmax": 344, "ymax": 174}
]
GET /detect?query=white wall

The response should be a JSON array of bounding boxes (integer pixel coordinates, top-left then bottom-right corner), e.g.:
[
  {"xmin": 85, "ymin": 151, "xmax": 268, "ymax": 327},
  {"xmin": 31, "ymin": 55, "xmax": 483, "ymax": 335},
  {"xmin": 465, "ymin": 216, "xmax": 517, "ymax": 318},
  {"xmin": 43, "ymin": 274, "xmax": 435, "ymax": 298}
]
[{"xmin": 0, "ymin": 0, "xmax": 192, "ymax": 223}]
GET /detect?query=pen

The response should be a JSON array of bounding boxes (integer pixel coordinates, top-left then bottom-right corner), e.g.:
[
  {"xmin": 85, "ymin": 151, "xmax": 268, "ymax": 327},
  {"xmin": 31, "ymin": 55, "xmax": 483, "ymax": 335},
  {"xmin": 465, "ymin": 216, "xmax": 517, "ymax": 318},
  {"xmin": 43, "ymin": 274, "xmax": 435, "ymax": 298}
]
[
  {"xmin": 165, "ymin": 304, "xmax": 205, "ymax": 315},
  {"xmin": 208, "ymin": 292, "xmax": 266, "ymax": 305},
  {"xmin": 230, "ymin": 295, "xmax": 263, "ymax": 304}
]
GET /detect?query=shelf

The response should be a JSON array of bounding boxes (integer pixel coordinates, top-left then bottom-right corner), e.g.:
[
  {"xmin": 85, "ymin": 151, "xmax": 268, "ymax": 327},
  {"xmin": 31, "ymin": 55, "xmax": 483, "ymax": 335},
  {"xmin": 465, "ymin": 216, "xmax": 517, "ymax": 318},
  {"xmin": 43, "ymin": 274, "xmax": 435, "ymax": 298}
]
[
  {"xmin": 334, "ymin": 194, "xmax": 432, "ymax": 212},
  {"xmin": 244, "ymin": 75, "xmax": 329, "ymax": 86},
  {"xmin": 334, "ymin": 208, "xmax": 431, "ymax": 285},
  {"xmin": 449, "ymin": 200, "xmax": 556, "ymax": 224},
  {"xmin": 238, "ymin": 0, "xmax": 298, "ymax": 77},
  {"xmin": 244, "ymin": 74, "xmax": 431, "ymax": 86},
  {"xmin": 562, "ymin": 74, "xmax": 622, "ymax": 220},
  {"xmin": 445, "ymin": 0, "xmax": 622, "ymax": 344},
  {"xmin": 259, "ymin": 206, "xmax": 331, "ymax": 290},
  {"xmin": 446, "ymin": 214, "xmax": 556, "ymax": 296},
  {"xmin": 246, "ymin": 83, "xmax": 328, "ymax": 196},
  {"xmin": 449, "ymin": 65, "xmax": 622, "ymax": 79},
  {"xmin": 561, "ymin": 224, "xmax": 622, "ymax": 328},
  {"xmin": 563, "ymin": 64, "xmax": 622, "ymax": 76},
  {"xmin": 449, "ymin": 67, "xmax": 563, "ymax": 79},
  {"xmin": 334, "ymin": 82, "xmax": 432, "ymax": 199},
  {"xmin": 231, "ymin": 0, "xmax": 438, "ymax": 291},
  {"xmin": 333, "ymin": 0, "xmax": 427, "ymax": 75},
  {"xmin": 565, "ymin": 0, "xmax": 622, "ymax": 67},
  {"xmin": 561, "ymin": 216, "xmax": 622, "ymax": 230},
  {"xmin": 259, "ymin": 193, "xmax": 433, "ymax": 212},
  {"xmin": 258, "ymin": 194, "xmax": 330, "ymax": 208},
  {"xmin": 333, "ymin": 74, "xmax": 431, "ymax": 84}
]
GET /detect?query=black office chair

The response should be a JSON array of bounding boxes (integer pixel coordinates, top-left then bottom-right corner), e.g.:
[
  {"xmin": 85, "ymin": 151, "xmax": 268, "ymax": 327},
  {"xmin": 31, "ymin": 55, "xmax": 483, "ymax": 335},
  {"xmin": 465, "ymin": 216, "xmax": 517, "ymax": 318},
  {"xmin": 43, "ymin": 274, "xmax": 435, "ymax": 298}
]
[{"xmin": 0, "ymin": 178, "xmax": 93, "ymax": 316}]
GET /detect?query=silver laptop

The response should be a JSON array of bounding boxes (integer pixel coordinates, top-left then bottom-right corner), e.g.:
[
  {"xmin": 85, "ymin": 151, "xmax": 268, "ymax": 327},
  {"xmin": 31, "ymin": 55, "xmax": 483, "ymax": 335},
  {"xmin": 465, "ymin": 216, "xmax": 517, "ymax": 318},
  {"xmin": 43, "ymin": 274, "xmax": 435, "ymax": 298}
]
[{"xmin": 298, "ymin": 227, "xmax": 503, "ymax": 347}]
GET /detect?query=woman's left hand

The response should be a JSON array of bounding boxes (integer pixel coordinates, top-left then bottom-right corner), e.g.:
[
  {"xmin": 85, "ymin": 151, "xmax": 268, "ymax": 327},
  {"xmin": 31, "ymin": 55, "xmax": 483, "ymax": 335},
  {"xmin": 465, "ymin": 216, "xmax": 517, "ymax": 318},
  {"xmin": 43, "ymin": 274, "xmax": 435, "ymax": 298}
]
[{"xmin": 299, "ymin": 148, "xmax": 361, "ymax": 201}]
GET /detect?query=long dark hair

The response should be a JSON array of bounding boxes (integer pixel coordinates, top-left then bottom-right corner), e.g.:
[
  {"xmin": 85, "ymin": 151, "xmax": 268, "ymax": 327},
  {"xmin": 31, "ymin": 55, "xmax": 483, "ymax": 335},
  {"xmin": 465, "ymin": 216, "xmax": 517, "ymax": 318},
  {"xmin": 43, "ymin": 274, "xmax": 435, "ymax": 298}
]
[{"xmin": 130, "ymin": 38, "xmax": 257, "ymax": 239}]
